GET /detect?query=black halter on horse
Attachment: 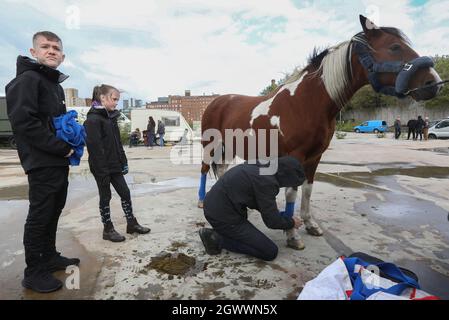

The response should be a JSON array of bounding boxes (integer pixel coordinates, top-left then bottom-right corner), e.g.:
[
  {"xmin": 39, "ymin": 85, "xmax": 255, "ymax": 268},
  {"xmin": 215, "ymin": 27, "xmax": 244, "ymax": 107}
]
[{"xmin": 352, "ymin": 36, "xmax": 448, "ymax": 100}]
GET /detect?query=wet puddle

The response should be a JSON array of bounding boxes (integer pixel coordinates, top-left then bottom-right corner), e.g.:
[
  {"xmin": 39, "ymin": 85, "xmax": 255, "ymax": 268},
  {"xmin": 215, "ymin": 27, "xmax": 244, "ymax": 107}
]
[
  {"xmin": 143, "ymin": 252, "xmax": 206, "ymax": 278},
  {"xmin": 417, "ymin": 147, "xmax": 449, "ymax": 156},
  {"xmin": 0, "ymin": 184, "xmax": 28, "ymax": 200},
  {"xmin": 316, "ymin": 166, "xmax": 449, "ymax": 190},
  {"xmin": 0, "ymin": 174, "xmax": 208, "ymax": 202}
]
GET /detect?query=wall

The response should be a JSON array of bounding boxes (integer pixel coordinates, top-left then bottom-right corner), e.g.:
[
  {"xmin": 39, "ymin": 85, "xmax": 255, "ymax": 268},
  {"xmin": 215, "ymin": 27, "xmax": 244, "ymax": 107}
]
[{"xmin": 342, "ymin": 101, "xmax": 449, "ymax": 125}]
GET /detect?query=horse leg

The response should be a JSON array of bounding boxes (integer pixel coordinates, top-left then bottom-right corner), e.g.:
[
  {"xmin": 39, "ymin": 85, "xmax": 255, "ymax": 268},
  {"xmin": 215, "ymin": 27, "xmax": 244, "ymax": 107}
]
[
  {"xmin": 301, "ymin": 158, "xmax": 323, "ymax": 236},
  {"xmin": 198, "ymin": 162, "xmax": 210, "ymax": 208},
  {"xmin": 284, "ymin": 187, "xmax": 305, "ymax": 250},
  {"xmin": 216, "ymin": 163, "xmax": 229, "ymax": 179}
]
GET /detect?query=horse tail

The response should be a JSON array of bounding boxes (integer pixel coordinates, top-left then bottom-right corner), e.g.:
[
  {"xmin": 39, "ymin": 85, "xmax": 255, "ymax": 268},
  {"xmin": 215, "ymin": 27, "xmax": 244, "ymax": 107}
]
[{"xmin": 211, "ymin": 162, "xmax": 219, "ymax": 179}]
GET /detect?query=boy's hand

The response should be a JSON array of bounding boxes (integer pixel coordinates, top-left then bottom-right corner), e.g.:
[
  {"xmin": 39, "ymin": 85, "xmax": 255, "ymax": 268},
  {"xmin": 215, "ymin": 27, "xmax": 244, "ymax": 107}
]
[
  {"xmin": 122, "ymin": 164, "xmax": 129, "ymax": 175},
  {"xmin": 65, "ymin": 149, "xmax": 74, "ymax": 158}
]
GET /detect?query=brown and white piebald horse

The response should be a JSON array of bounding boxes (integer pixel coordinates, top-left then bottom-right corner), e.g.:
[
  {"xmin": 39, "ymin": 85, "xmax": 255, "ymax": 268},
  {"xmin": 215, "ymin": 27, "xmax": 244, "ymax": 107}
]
[{"xmin": 198, "ymin": 15, "xmax": 444, "ymax": 250}]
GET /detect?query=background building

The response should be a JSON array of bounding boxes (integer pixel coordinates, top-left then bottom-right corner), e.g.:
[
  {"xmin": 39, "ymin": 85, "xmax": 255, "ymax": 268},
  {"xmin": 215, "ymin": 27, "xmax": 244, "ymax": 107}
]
[{"xmin": 146, "ymin": 90, "xmax": 219, "ymax": 125}]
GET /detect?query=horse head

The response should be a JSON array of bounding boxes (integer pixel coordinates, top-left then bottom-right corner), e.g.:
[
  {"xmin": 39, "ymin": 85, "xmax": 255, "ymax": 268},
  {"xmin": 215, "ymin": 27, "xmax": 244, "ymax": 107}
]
[{"xmin": 353, "ymin": 15, "xmax": 444, "ymax": 101}]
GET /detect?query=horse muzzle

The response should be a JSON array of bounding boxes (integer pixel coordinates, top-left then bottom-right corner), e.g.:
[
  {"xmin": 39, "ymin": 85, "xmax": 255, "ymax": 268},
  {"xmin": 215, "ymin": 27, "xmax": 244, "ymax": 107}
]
[
  {"xmin": 409, "ymin": 82, "xmax": 441, "ymax": 101},
  {"xmin": 395, "ymin": 56, "xmax": 435, "ymax": 99}
]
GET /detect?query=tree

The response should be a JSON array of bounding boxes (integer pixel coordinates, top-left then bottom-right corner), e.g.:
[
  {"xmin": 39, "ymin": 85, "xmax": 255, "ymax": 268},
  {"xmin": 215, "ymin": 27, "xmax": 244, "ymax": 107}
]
[
  {"xmin": 260, "ymin": 79, "xmax": 280, "ymax": 96},
  {"xmin": 424, "ymin": 55, "xmax": 449, "ymax": 108},
  {"xmin": 345, "ymin": 85, "xmax": 397, "ymax": 110}
]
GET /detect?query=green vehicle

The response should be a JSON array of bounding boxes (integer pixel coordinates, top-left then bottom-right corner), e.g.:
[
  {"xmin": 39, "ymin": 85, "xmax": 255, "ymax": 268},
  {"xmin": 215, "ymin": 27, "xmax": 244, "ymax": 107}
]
[{"xmin": 0, "ymin": 96, "xmax": 16, "ymax": 148}]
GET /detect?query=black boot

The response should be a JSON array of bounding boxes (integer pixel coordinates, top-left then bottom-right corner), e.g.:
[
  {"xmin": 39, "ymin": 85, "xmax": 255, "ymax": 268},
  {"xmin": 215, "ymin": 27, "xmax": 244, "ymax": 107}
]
[
  {"xmin": 22, "ymin": 268, "xmax": 63, "ymax": 293},
  {"xmin": 198, "ymin": 228, "xmax": 222, "ymax": 255},
  {"xmin": 46, "ymin": 252, "xmax": 80, "ymax": 272},
  {"xmin": 126, "ymin": 218, "xmax": 151, "ymax": 235},
  {"xmin": 103, "ymin": 222, "xmax": 126, "ymax": 242}
]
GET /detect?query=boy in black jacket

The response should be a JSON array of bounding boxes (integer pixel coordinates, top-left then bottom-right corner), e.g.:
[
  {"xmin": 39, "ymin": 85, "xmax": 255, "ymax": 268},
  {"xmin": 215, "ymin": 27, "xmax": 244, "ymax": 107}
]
[
  {"xmin": 84, "ymin": 85, "xmax": 150, "ymax": 242},
  {"xmin": 199, "ymin": 156, "xmax": 304, "ymax": 261},
  {"xmin": 5, "ymin": 31, "xmax": 79, "ymax": 293}
]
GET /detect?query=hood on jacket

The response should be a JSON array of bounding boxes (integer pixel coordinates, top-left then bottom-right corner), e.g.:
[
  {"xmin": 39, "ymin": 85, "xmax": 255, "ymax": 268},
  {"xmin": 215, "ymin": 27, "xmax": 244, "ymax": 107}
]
[
  {"xmin": 87, "ymin": 106, "xmax": 121, "ymax": 119},
  {"xmin": 274, "ymin": 156, "xmax": 306, "ymax": 188},
  {"xmin": 16, "ymin": 55, "xmax": 69, "ymax": 83}
]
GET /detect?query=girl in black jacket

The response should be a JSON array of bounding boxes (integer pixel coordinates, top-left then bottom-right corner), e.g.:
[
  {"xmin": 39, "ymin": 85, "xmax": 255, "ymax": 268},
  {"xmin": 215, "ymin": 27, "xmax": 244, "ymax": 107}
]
[{"xmin": 84, "ymin": 84, "xmax": 150, "ymax": 242}]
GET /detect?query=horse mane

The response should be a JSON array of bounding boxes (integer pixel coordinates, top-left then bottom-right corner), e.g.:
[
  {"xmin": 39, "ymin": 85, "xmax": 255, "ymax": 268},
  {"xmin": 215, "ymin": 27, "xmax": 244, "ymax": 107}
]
[{"xmin": 284, "ymin": 27, "xmax": 408, "ymax": 108}]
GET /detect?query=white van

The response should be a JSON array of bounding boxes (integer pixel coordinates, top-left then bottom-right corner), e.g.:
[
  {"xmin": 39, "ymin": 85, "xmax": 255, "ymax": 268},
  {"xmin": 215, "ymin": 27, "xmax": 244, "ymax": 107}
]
[
  {"xmin": 428, "ymin": 117, "xmax": 449, "ymax": 139},
  {"xmin": 130, "ymin": 109, "xmax": 193, "ymax": 143},
  {"xmin": 66, "ymin": 106, "xmax": 131, "ymax": 127}
]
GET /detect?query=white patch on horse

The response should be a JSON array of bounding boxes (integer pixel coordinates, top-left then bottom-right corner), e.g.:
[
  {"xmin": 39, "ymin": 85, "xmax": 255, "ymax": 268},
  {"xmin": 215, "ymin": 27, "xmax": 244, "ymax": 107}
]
[
  {"xmin": 249, "ymin": 72, "xmax": 308, "ymax": 128},
  {"xmin": 430, "ymin": 67, "xmax": 442, "ymax": 83},
  {"xmin": 300, "ymin": 182, "xmax": 313, "ymax": 222},
  {"xmin": 270, "ymin": 116, "xmax": 284, "ymax": 136}
]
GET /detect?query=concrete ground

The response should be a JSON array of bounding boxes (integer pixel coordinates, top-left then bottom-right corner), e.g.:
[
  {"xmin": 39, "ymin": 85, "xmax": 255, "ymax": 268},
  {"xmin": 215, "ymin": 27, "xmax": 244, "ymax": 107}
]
[{"xmin": 0, "ymin": 132, "xmax": 448, "ymax": 300}]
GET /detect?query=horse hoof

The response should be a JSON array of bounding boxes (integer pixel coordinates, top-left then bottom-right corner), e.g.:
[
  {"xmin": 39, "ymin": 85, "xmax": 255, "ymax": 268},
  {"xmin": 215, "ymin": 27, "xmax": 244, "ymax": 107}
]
[
  {"xmin": 306, "ymin": 226, "xmax": 323, "ymax": 236},
  {"xmin": 197, "ymin": 201, "xmax": 204, "ymax": 209},
  {"xmin": 286, "ymin": 238, "xmax": 305, "ymax": 250}
]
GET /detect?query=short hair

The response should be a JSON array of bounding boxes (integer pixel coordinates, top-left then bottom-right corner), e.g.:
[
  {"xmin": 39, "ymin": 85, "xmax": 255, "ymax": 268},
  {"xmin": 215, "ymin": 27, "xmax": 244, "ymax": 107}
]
[{"xmin": 33, "ymin": 31, "xmax": 63, "ymax": 47}]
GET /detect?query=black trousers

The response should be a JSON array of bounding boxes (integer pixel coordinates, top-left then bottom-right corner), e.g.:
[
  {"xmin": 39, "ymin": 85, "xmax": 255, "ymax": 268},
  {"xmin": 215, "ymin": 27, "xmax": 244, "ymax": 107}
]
[
  {"xmin": 205, "ymin": 215, "xmax": 279, "ymax": 261},
  {"xmin": 416, "ymin": 129, "xmax": 423, "ymax": 141},
  {"xmin": 395, "ymin": 128, "xmax": 401, "ymax": 139},
  {"xmin": 407, "ymin": 128, "xmax": 416, "ymax": 140},
  {"xmin": 94, "ymin": 173, "xmax": 131, "ymax": 208},
  {"xmin": 25, "ymin": 166, "xmax": 69, "ymax": 273}
]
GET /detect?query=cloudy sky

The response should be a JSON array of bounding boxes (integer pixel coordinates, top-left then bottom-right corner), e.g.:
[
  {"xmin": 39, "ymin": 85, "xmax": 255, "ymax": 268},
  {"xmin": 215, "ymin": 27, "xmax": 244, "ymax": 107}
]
[{"xmin": 1, "ymin": 0, "xmax": 448, "ymax": 106}]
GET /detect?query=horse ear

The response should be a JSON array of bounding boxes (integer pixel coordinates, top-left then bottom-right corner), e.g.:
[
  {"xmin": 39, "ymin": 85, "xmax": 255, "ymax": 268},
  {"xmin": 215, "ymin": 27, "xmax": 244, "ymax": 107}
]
[{"xmin": 359, "ymin": 14, "xmax": 380, "ymax": 38}]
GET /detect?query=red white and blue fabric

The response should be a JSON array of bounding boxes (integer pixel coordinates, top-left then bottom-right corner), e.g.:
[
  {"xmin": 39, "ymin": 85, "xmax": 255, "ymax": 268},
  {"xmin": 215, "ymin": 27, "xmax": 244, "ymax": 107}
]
[{"xmin": 298, "ymin": 257, "xmax": 439, "ymax": 300}]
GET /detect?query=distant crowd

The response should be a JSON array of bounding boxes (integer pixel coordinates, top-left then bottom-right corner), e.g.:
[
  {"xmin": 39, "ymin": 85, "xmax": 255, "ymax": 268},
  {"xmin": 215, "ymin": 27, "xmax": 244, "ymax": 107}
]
[{"xmin": 393, "ymin": 115, "xmax": 430, "ymax": 141}]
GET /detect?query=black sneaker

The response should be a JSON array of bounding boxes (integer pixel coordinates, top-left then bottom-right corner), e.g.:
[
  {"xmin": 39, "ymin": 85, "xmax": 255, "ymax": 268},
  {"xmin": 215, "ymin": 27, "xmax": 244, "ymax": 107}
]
[
  {"xmin": 22, "ymin": 269, "xmax": 63, "ymax": 293},
  {"xmin": 198, "ymin": 228, "xmax": 222, "ymax": 255},
  {"xmin": 46, "ymin": 252, "xmax": 80, "ymax": 272}
]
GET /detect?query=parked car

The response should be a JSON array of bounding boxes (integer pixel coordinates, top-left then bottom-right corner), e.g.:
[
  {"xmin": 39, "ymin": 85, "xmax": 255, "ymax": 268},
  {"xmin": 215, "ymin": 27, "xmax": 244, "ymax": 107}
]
[
  {"xmin": 428, "ymin": 117, "xmax": 449, "ymax": 139},
  {"xmin": 0, "ymin": 96, "xmax": 16, "ymax": 148},
  {"xmin": 354, "ymin": 120, "xmax": 388, "ymax": 133}
]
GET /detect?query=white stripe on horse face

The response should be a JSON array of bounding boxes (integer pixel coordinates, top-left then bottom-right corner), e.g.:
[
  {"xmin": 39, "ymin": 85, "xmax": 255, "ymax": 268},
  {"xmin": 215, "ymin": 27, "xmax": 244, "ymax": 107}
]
[
  {"xmin": 249, "ymin": 72, "xmax": 308, "ymax": 127},
  {"xmin": 430, "ymin": 67, "xmax": 442, "ymax": 83}
]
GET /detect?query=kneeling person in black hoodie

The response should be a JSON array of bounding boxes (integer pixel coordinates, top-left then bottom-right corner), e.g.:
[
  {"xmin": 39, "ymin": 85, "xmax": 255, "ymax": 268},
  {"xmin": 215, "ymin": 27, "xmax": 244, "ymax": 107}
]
[
  {"xmin": 84, "ymin": 85, "xmax": 150, "ymax": 242},
  {"xmin": 200, "ymin": 156, "xmax": 305, "ymax": 261}
]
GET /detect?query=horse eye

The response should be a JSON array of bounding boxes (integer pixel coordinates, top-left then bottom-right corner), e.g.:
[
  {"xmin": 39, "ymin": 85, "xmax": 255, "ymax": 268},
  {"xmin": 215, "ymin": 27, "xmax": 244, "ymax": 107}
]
[{"xmin": 389, "ymin": 44, "xmax": 401, "ymax": 52}]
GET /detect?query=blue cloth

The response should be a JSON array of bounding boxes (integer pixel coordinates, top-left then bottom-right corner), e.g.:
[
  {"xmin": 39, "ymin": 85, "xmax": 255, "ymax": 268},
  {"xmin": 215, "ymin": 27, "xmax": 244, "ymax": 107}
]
[
  {"xmin": 281, "ymin": 202, "xmax": 295, "ymax": 218},
  {"xmin": 198, "ymin": 173, "xmax": 207, "ymax": 201},
  {"xmin": 53, "ymin": 110, "xmax": 86, "ymax": 166}
]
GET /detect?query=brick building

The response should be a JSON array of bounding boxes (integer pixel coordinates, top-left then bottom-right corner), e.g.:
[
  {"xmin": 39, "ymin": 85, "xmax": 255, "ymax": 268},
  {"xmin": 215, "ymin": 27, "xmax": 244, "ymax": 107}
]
[{"xmin": 146, "ymin": 90, "xmax": 219, "ymax": 124}]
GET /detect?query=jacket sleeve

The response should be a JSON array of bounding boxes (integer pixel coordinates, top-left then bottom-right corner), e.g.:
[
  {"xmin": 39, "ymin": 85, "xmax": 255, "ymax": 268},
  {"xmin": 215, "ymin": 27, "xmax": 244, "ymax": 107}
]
[
  {"xmin": 6, "ymin": 74, "xmax": 71, "ymax": 156},
  {"xmin": 252, "ymin": 179, "xmax": 295, "ymax": 230},
  {"xmin": 84, "ymin": 118, "xmax": 109, "ymax": 177},
  {"xmin": 114, "ymin": 123, "xmax": 127, "ymax": 165}
]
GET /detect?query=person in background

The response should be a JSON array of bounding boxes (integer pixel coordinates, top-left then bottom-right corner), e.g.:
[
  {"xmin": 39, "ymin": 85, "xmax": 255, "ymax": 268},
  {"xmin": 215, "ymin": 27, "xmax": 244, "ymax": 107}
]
[
  {"xmin": 394, "ymin": 116, "xmax": 401, "ymax": 140},
  {"xmin": 423, "ymin": 116, "xmax": 430, "ymax": 141},
  {"xmin": 407, "ymin": 118, "xmax": 417, "ymax": 140},
  {"xmin": 416, "ymin": 115, "xmax": 425, "ymax": 141},
  {"xmin": 129, "ymin": 128, "xmax": 141, "ymax": 147},
  {"xmin": 146, "ymin": 116, "xmax": 156, "ymax": 149},
  {"xmin": 84, "ymin": 84, "xmax": 150, "ymax": 243},
  {"xmin": 157, "ymin": 120, "xmax": 165, "ymax": 147}
]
